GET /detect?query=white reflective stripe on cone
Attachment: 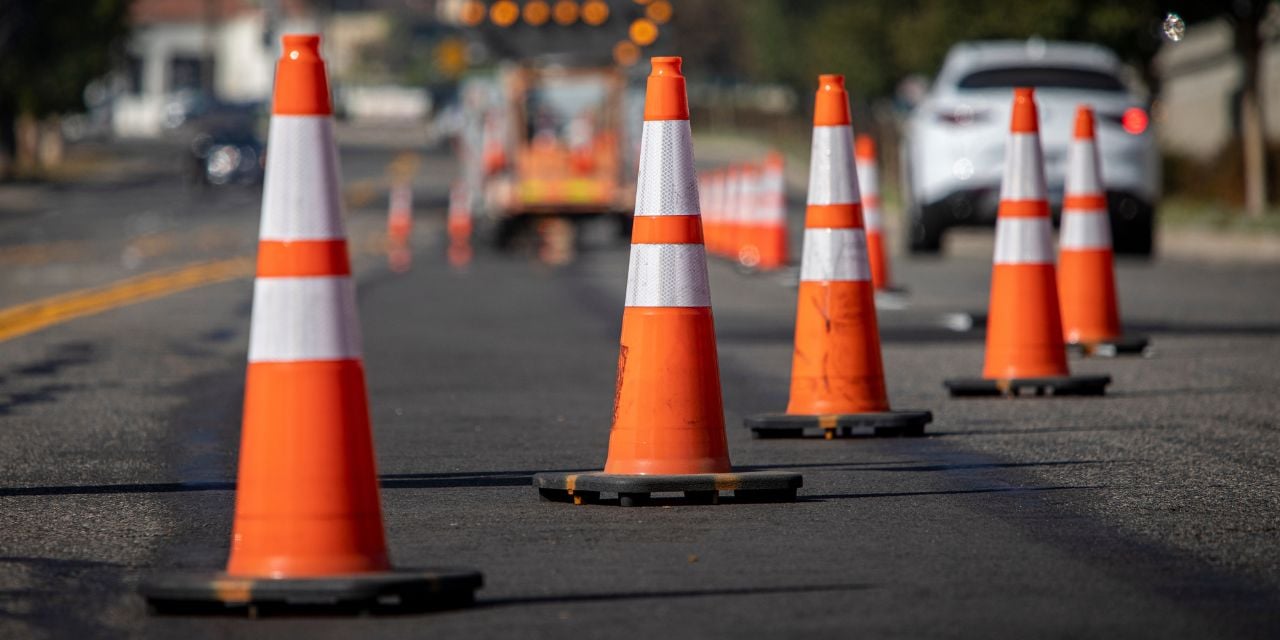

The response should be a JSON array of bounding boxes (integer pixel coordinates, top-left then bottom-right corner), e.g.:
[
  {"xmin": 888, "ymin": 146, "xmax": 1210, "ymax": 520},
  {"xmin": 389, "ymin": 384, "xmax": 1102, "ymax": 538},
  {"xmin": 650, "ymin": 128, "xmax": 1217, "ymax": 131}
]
[
  {"xmin": 1060, "ymin": 211, "xmax": 1112, "ymax": 250},
  {"xmin": 1065, "ymin": 140, "xmax": 1103, "ymax": 196},
  {"xmin": 248, "ymin": 276, "xmax": 362, "ymax": 362},
  {"xmin": 764, "ymin": 172, "xmax": 786, "ymax": 223},
  {"xmin": 624, "ymin": 244, "xmax": 712, "ymax": 307},
  {"xmin": 634, "ymin": 120, "xmax": 699, "ymax": 217},
  {"xmin": 863, "ymin": 206, "xmax": 883, "ymax": 232},
  {"xmin": 993, "ymin": 217, "xmax": 1054, "ymax": 264},
  {"xmin": 1000, "ymin": 133, "xmax": 1047, "ymax": 202},
  {"xmin": 856, "ymin": 160, "xmax": 878, "ymax": 199},
  {"xmin": 799, "ymin": 228, "xmax": 871, "ymax": 282},
  {"xmin": 260, "ymin": 116, "xmax": 347, "ymax": 241},
  {"xmin": 807, "ymin": 126, "xmax": 859, "ymax": 206}
]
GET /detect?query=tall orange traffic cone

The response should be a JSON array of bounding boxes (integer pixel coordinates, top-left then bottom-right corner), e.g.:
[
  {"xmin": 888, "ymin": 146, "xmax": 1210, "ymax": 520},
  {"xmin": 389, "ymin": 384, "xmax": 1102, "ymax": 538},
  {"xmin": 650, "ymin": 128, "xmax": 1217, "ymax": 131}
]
[
  {"xmin": 737, "ymin": 162, "xmax": 763, "ymax": 268},
  {"xmin": 699, "ymin": 170, "xmax": 717, "ymax": 256},
  {"xmin": 140, "ymin": 35, "xmax": 481, "ymax": 615},
  {"xmin": 945, "ymin": 88, "xmax": 1110, "ymax": 397},
  {"xmin": 745, "ymin": 75, "xmax": 930, "ymax": 439},
  {"xmin": 387, "ymin": 181, "xmax": 413, "ymax": 273},
  {"xmin": 534, "ymin": 57, "xmax": 801, "ymax": 506},
  {"xmin": 855, "ymin": 135, "xmax": 900, "ymax": 292},
  {"xmin": 753, "ymin": 151, "xmax": 789, "ymax": 271},
  {"xmin": 1058, "ymin": 106, "xmax": 1148, "ymax": 356},
  {"xmin": 446, "ymin": 180, "xmax": 473, "ymax": 269},
  {"xmin": 712, "ymin": 169, "xmax": 728, "ymax": 257},
  {"xmin": 722, "ymin": 164, "xmax": 743, "ymax": 262}
]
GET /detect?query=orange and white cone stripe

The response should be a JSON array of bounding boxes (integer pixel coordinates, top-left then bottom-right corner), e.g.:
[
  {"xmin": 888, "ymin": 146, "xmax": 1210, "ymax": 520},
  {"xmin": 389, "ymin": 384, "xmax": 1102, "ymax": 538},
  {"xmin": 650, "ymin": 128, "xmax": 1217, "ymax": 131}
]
[
  {"xmin": 757, "ymin": 152, "xmax": 788, "ymax": 270},
  {"xmin": 737, "ymin": 162, "xmax": 762, "ymax": 267},
  {"xmin": 787, "ymin": 74, "xmax": 888, "ymax": 415},
  {"xmin": 1059, "ymin": 105, "xmax": 1122, "ymax": 345},
  {"xmin": 701, "ymin": 170, "xmax": 716, "ymax": 255},
  {"xmin": 230, "ymin": 34, "xmax": 387, "ymax": 578},
  {"xmin": 603, "ymin": 56, "xmax": 729, "ymax": 476},
  {"xmin": 703, "ymin": 170, "xmax": 721, "ymax": 257},
  {"xmin": 623, "ymin": 118, "xmax": 711, "ymax": 307},
  {"xmin": 447, "ymin": 180, "xmax": 473, "ymax": 268},
  {"xmin": 855, "ymin": 135, "xmax": 892, "ymax": 290},
  {"xmin": 719, "ymin": 166, "xmax": 738, "ymax": 260},
  {"xmin": 982, "ymin": 87, "xmax": 1068, "ymax": 380}
]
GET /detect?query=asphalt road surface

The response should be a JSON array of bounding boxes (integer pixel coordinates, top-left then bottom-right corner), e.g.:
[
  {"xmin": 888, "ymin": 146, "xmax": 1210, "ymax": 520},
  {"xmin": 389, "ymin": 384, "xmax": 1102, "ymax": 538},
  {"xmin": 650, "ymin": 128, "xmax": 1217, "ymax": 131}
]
[{"xmin": 1, "ymin": 139, "xmax": 1278, "ymax": 639}]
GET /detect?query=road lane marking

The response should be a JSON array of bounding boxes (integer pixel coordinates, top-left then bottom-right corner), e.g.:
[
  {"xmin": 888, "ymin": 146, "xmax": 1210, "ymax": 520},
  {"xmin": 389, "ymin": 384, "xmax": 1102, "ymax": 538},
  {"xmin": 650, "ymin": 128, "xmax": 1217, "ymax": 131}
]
[{"xmin": 0, "ymin": 257, "xmax": 254, "ymax": 343}]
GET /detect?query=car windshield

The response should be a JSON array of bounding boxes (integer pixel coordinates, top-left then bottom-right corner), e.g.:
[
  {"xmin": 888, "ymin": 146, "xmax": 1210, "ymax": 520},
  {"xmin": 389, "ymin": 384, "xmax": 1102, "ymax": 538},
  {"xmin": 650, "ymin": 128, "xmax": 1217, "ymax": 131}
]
[{"xmin": 958, "ymin": 66, "xmax": 1125, "ymax": 92}]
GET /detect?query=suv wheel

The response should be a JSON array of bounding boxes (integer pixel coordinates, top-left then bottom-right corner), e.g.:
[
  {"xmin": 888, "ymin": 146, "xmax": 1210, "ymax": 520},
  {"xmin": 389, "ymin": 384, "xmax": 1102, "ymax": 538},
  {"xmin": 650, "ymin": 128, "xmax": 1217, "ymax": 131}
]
[
  {"xmin": 908, "ymin": 202, "xmax": 945, "ymax": 254},
  {"xmin": 1108, "ymin": 193, "xmax": 1154, "ymax": 257}
]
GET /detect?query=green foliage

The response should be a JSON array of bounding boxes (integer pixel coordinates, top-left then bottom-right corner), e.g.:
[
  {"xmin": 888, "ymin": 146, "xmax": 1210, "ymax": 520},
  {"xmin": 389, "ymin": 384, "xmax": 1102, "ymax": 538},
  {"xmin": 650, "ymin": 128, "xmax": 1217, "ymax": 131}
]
[{"xmin": 0, "ymin": 0, "xmax": 132, "ymax": 117}]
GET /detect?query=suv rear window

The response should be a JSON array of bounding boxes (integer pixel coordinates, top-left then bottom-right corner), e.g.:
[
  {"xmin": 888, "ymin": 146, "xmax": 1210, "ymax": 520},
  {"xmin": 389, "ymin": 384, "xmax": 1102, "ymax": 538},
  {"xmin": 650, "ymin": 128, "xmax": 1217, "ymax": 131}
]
[{"xmin": 958, "ymin": 67, "xmax": 1124, "ymax": 92}]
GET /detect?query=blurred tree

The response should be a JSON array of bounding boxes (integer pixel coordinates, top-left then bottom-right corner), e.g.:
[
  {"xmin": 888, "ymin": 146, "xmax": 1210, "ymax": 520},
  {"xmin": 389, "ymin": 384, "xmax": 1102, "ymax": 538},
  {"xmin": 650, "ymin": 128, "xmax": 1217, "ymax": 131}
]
[
  {"xmin": 0, "ymin": 0, "xmax": 131, "ymax": 177},
  {"xmin": 1163, "ymin": 1, "xmax": 1274, "ymax": 217}
]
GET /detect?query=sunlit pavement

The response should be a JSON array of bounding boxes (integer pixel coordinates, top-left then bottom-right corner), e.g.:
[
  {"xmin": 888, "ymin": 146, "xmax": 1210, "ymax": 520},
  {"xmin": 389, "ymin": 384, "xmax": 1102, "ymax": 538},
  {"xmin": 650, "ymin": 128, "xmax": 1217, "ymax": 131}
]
[{"xmin": 1, "ymin": 141, "xmax": 1278, "ymax": 637}]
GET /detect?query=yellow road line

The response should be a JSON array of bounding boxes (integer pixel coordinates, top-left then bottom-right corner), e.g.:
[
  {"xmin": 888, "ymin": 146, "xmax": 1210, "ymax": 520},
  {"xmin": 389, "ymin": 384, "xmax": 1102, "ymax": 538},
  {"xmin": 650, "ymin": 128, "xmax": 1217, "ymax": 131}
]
[{"xmin": 0, "ymin": 257, "xmax": 255, "ymax": 343}]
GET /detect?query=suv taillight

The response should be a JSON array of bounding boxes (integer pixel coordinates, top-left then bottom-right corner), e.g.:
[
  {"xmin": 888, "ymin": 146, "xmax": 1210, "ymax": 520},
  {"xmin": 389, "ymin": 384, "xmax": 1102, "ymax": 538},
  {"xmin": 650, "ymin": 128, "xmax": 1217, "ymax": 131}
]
[{"xmin": 1121, "ymin": 107, "xmax": 1148, "ymax": 135}]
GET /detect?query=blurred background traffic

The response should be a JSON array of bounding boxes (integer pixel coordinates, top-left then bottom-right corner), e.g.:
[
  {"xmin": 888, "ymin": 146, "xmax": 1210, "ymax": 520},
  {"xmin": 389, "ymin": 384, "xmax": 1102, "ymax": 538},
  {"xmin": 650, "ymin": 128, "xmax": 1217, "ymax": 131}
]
[{"xmin": 1, "ymin": 0, "xmax": 1277, "ymax": 263}]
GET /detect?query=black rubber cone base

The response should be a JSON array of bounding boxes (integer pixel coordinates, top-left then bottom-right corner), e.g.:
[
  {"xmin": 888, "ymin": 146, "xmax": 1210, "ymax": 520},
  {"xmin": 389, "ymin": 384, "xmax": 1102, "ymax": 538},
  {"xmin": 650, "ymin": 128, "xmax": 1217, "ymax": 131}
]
[
  {"xmin": 1067, "ymin": 335, "xmax": 1150, "ymax": 358},
  {"xmin": 533, "ymin": 470, "xmax": 802, "ymax": 506},
  {"xmin": 140, "ymin": 568, "xmax": 482, "ymax": 617},
  {"xmin": 745, "ymin": 410, "xmax": 931, "ymax": 439},
  {"xmin": 945, "ymin": 374, "xmax": 1111, "ymax": 397}
]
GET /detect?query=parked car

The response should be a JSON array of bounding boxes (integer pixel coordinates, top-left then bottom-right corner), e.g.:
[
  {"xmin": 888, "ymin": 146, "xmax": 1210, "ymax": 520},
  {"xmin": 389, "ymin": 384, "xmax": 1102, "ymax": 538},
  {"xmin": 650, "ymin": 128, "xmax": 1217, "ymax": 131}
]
[
  {"xmin": 901, "ymin": 40, "xmax": 1160, "ymax": 256},
  {"xmin": 187, "ymin": 125, "xmax": 265, "ymax": 188}
]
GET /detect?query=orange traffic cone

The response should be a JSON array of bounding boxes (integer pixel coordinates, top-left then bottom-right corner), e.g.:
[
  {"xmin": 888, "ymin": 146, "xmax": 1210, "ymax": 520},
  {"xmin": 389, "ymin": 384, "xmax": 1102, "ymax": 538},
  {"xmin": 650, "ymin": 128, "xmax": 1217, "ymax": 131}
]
[
  {"xmin": 140, "ymin": 35, "xmax": 481, "ymax": 615},
  {"xmin": 713, "ymin": 169, "xmax": 727, "ymax": 257},
  {"xmin": 701, "ymin": 170, "xmax": 716, "ymax": 255},
  {"xmin": 737, "ymin": 162, "xmax": 763, "ymax": 268},
  {"xmin": 855, "ymin": 135, "xmax": 901, "ymax": 292},
  {"xmin": 534, "ymin": 57, "xmax": 801, "ymax": 506},
  {"xmin": 1058, "ymin": 106, "xmax": 1148, "ymax": 356},
  {"xmin": 446, "ymin": 180, "xmax": 473, "ymax": 269},
  {"xmin": 945, "ymin": 88, "xmax": 1110, "ymax": 397},
  {"xmin": 722, "ymin": 165, "xmax": 743, "ymax": 261},
  {"xmin": 745, "ymin": 75, "xmax": 930, "ymax": 439},
  {"xmin": 387, "ymin": 182, "xmax": 413, "ymax": 273},
  {"xmin": 755, "ymin": 151, "xmax": 789, "ymax": 271}
]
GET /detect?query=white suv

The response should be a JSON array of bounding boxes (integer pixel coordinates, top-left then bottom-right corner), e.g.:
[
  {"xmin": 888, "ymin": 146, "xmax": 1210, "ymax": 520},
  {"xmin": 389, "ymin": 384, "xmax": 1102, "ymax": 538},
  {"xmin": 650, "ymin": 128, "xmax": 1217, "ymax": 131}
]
[{"xmin": 901, "ymin": 40, "xmax": 1160, "ymax": 255}]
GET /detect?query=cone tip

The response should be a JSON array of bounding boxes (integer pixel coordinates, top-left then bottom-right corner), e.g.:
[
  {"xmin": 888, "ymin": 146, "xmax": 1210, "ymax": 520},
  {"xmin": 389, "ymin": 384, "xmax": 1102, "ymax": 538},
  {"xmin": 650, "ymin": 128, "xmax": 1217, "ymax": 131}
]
[
  {"xmin": 813, "ymin": 73, "xmax": 851, "ymax": 126},
  {"xmin": 855, "ymin": 134, "xmax": 875, "ymax": 160},
  {"xmin": 643, "ymin": 56, "xmax": 689, "ymax": 120},
  {"xmin": 282, "ymin": 34, "xmax": 321, "ymax": 53},
  {"xmin": 273, "ymin": 33, "xmax": 331, "ymax": 115},
  {"xmin": 650, "ymin": 56, "xmax": 683, "ymax": 77},
  {"xmin": 1009, "ymin": 86, "xmax": 1038, "ymax": 133},
  {"xmin": 1073, "ymin": 105, "xmax": 1096, "ymax": 140}
]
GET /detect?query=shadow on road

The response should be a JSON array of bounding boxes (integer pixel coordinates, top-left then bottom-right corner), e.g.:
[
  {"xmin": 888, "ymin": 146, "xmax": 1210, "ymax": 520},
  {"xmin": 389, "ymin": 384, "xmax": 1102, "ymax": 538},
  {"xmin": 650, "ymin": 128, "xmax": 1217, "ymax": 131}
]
[
  {"xmin": 477, "ymin": 582, "xmax": 874, "ymax": 609},
  {"xmin": 739, "ymin": 459, "xmax": 1110, "ymax": 473},
  {"xmin": 0, "ymin": 342, "xmax": 97, "ymax": 416},
  {"xmin": 927, "ymin": 424, "xmax": 1160, "ymax": 437},
  {"xmin": 0, "ymin": 469, "xmax": 594, "ymax": 497},
  {"xmin": 802, "ymin": 485, "xmax": 1103, "ymax": 502}
]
